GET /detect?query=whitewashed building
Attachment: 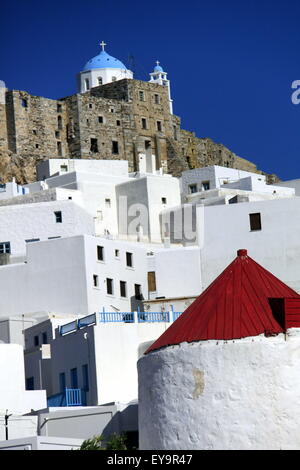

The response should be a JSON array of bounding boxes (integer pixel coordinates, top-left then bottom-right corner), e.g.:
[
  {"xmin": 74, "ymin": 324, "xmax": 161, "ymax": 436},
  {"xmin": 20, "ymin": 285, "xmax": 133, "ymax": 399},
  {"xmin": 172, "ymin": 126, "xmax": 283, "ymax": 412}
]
[{"xmin": 24, "ymin": 311, "xmax": 177, "ymax": 407}]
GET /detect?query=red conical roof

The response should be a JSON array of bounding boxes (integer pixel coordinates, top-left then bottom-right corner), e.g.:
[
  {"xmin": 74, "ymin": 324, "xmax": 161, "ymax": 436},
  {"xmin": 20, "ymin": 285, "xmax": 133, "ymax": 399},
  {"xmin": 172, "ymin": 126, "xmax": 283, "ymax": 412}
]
[{"xmin": 146, "ymin": 249, "xmax": 300, "ymax": 354}]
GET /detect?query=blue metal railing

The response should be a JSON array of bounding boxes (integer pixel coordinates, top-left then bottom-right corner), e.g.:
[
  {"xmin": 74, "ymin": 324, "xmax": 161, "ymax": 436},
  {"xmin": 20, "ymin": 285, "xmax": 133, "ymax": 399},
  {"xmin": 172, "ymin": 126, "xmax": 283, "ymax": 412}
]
[
  {"xmin": 59, "ymin": 310, "xmax": 183, "ymax": 335},
  {"xmin": 138, "ymin": 311, "xmax": 170, "ymax": 323},
  {"xmin": 99, "ymin": 311, "xmax": 134, "ymax": 323},
  {"xmin": 66, "ymin": 388, "xmax": 82, "ymax": 406},
  {"xmin": 173, "ymin": 311, "xmax": 183, "ymax": 321},
  {"xmin": 47, "ymin": 388, "xmax": 83, "ymax": 407}
]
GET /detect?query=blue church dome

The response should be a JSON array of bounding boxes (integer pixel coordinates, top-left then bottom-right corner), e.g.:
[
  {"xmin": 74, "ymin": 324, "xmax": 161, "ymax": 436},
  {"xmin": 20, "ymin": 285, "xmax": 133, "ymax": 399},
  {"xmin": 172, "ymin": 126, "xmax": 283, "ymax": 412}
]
[
  {"xmin": 154, "ymin": 64, "xmax": 164, "ymax": 72},
  {"xmin": 83, "ymin": 50, "xmax": 127, "ymax": 71}
]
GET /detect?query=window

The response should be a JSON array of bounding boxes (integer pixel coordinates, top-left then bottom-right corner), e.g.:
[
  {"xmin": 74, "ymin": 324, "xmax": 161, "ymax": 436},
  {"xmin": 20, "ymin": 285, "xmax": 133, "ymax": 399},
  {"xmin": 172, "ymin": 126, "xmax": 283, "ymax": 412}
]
[
  {"xmin": 48, "ymin": 236, "xmax": 61, "ymax": 239},
  {"xmin": 82, "ymin": 364, "xmax": 89, "ymax": 391},
  {"xmin": 85, "ymin": 78, "xmax": 90, "ymax": 91},
  {"xmin": 86, "ymin": 119, "xmax": 89, "ymax": 125},
  {"xmin": 33, "ymin": 129, "xmax": 37, "ymax": 135},
  {"xmin": 34, "ymin": 335, "xmax": 39, "ymax": 347},
  {"xmin": 139, "ymin": 91, "xmax": 145, "ymax": 101},
  {"xmin": 157, "ymin": 121, "xmax": 162, "ymax": 132},
  {"xmin": 97, "ymin": 245, "xmax": 104, "ymax": 261},
  {"xmin": 70, "ymin": 368, "xmax": 78, "ymax": 389},
  {"xmin": 89, "ymin": 103, "xmax": 93, "ymax": 109},
  {"xmin": 202, "ymin": 181, "xmax": 210, "ymax": 191},
  {"xmin": 54, "ymin": 211, "xmax": 62, "ymax": 223},
  {"xmin": 148, "ymin": 272, "xmax": 157, "ymax": 292},
  {"xmin": 98, "ymin": 77, "xmax": 103, "ymax": 85},
  {"xmin": 249, "ymin": 213, "xmax": 262, "ymax": 231},
  {"xmin": 55, "ymin": 131, "xmax": 60, "ymax": 138},
  {"xmin": 189, "ymin": 184, "xmax": 197, "ymax": 194},
  {"xmin": 93, "ymin": 274, "xmax": 99, "ymax": 287},
  {"xmin": 186, "ymin": 156, "xmax": 193, "ymax": 169},
  {"xmin": 112, "ymin": 141, "xmax": 119, "ymax": 154},
  {"xmin": 110, "ymin": 107, "xmax": 114, "ymax": 113},
  {"xmin": 59, "ymin": 372, "xmax": 66, "ymax": 393},
  {"xmin": 60, "ymin": 164, "xmax": 68, "ymax": 172},
  {"xmin": 90, "ymin": 138, "xmax": 98, "ymax": 153},
  {"xmin": 26, "ymin": 377, "xmax": 34, "ymax": 390},
  {"xmin": 161, "ymin": 197, "xmax": 167, "ymax": 204},
  {"xmin": 154, "ymin": 94, "xmax": 160, "ymax": 104},
  {"xmin": 25, "ymin": 238, "xmax": 40, "ymax": 243},
  {"xmin": 35, "ymin": 144, "xmax": 39, "ymax": 148},
  {"xmin": 112, "ymin": 76, "xmax": 117, "ymax": 82},
  {"xmin": 57, "ymin": 115, "xmax": 62, "ymax": 130},
  {"xmin": 173, "ymin": 125, "xmax": 178, "ymax": 140},
  {"xmin": 116, "ymin": 120, "xmax": 121, "ymax": 126},
  {"xmin": 126, "ymin": 252, "xmax": 133, "ymax": 267},
  {"xmin": 42, "ymin": 332, "xmax": 48, "ymax": 344},
  {"xmin": 115, "ymin": 249, "xmax": 119, "ymax": 258},
  {"xmin": 141, "ymin": 118, "xmax": 147, "ymax": 130},
  {"xmin": 98, "ymin": 116, "xmax": 103, "ymax": 123},
  {"xmin": 134, "ymin": 284, "xmax": 142, "ymax": 300},
  {"xmin": 120, "ymin": 281, "xmax": 127, "ymax": 298},
  {"xmin": 21, "ymin": 98, "xmax": 28, "ymax": 108},
  {"xmin": 57, "ymin": 103, "xmax": 62, "ymax": 113},
  {"xmin": 57, "ymin": 141, "xmax": 62, "ymax": 156},
  {"xmin": 105, "ymin": 198, "xmax": 111, "ymax": 208},
  {"xmin": 0, "ymin": 242, "xmax": 10, "ymax": 254},
  {"xmin": 106, "ymin": 278, "xmax": 114, "ymax": 295}
]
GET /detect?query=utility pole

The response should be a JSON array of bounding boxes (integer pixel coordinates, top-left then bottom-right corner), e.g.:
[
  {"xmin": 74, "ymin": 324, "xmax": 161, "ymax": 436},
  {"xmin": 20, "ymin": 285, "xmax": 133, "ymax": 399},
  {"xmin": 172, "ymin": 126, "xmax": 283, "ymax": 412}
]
[{"xmin": 5, "ymin": 410, "xmax": 12, "ymax": 440}]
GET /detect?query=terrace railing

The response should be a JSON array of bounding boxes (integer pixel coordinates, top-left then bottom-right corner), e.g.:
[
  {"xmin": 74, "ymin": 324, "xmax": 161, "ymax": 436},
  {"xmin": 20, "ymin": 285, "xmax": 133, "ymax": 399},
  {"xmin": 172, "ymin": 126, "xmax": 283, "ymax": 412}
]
[
  {"xmin": 47, "ymin": 388, "xmax": 83, "ymax": 407},
  {"xmin": 99, "ymin": 311, "xmax": 134, "ymax": 323},
  {"xmin": 59, "ymin": 309, "xmax": 183, "ymax": 335},
  {"xmin": 138, "ymin": 311, "xmax": 170, "ymax": 323}
]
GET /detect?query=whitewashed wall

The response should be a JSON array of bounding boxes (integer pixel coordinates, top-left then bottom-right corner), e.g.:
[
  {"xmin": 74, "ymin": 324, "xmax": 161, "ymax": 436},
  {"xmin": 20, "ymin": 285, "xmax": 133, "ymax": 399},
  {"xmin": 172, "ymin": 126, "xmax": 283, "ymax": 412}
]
[
  {"xmin": 48, "ymin": 320, "xmax": 172, "ymax": 405},
  {"xmin": 138, "ymin": 330, "xmax": 300, "ymax": 450},
  {"xmin": 36, "ymin": 159, "xmax": 129, "ymax": 180},
  {"xmin": 180, "ymin": 165, "xmax": 265, "ymax": 196},
  {"xmin": 0, "ymin": 200, "xmax": 94, "ymax": 256},
  {"xmin": 199, "ymin": 197, "xmax": 300, "ymax": 292},
  {"xmin": 0, "ymin": 344, "xmax": 46, "ymax": 415},
  {"xmin": 116, "ymin": 175, "xmax": 180, "ymax": 243},
  {"xmin": 0, "ymin": 236, "xmax": 89, "ymax": 317}
]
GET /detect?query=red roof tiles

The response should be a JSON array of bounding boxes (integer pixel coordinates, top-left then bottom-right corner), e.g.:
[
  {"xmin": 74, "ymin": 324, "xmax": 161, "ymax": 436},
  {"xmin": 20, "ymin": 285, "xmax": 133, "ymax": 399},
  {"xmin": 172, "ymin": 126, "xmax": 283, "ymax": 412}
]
[{"xmin": 146, "ymin": 249, "xmax": 300, "ymax": 354}]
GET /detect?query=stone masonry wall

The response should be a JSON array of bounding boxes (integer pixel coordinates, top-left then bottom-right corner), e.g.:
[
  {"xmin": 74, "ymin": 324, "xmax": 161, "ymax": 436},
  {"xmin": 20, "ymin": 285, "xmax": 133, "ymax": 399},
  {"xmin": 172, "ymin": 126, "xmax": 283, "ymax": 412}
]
[{"xmin": 0, "ymin": 79, "xmax": 277, "ymax": 184}]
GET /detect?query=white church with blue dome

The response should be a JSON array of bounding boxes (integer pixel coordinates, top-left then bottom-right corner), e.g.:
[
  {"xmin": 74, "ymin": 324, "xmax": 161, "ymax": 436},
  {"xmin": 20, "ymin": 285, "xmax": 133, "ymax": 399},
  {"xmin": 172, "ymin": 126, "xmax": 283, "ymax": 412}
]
[
  {"xmin": 77, "ymin": 41, "xmax": 173, "ymax": 113},
  {"xmin": 78, "ymin": 41, "xmax": 134, "ymax": 92}
]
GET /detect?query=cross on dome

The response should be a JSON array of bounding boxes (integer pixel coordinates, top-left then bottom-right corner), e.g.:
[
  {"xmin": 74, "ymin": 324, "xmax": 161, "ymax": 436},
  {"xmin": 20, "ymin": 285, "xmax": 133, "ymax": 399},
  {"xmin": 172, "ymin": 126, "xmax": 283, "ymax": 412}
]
[
  {"xmin": 156, "ymin": 60, "xmax": 160, "ymax": 66},
  {"xmin": 99, "ymin": 40, "xmax": 107, "ymax": 51}
]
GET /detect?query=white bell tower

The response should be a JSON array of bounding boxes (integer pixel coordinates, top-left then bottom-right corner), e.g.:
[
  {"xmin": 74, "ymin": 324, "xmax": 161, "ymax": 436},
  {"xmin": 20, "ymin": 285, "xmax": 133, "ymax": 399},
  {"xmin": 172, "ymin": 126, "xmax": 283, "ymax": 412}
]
[{"xmin": 149, "ymin": 61, "xmax": 173, "ymax": 114}]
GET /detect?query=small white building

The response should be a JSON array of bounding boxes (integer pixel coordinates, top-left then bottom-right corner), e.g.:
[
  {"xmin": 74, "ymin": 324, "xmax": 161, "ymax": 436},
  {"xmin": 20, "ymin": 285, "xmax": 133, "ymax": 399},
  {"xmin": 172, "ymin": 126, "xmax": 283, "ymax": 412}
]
[{"xmin": 24, "ymin": 310, "xmax": 179, "ymax": 407}]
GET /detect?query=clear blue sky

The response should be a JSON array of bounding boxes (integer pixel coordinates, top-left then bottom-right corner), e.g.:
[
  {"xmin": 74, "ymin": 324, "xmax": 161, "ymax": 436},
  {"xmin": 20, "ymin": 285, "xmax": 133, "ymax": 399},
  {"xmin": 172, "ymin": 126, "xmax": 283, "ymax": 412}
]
[{"xmin": 1, "ymin": 0, "xmax": 300, "ymax": 180}]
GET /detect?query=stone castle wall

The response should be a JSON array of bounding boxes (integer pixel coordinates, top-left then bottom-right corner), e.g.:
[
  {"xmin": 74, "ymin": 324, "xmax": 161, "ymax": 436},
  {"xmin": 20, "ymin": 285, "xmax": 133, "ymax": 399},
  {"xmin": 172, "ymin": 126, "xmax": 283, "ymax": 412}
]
[{"xmin": 0, "ymin": 79, "xmax": 274, "ymax": 184}]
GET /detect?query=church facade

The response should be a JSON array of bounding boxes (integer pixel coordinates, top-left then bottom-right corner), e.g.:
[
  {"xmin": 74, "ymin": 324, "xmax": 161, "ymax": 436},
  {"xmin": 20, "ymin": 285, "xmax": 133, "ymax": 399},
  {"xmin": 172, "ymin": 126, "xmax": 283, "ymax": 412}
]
[{"xmin": 0, "ymin": 43, "xmax": 271, "ymax": 184}]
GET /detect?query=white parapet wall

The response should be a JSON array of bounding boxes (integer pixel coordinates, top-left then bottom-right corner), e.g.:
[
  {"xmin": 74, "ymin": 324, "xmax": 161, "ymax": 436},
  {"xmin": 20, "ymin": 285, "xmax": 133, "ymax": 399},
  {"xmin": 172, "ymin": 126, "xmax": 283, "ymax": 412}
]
[
  {"xmin": 0, "ymin": 436, "xmax": 84, "ymax": 450},
  {"xmin": 0, "ymin": 343, "xmax": 46, "ymax": 415},
  {"xmin": 138, "ymin": 329, "xmax": 300, "ymax": 450}
]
